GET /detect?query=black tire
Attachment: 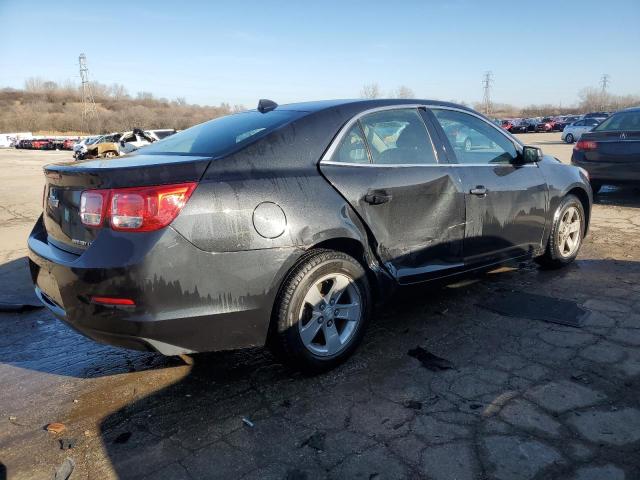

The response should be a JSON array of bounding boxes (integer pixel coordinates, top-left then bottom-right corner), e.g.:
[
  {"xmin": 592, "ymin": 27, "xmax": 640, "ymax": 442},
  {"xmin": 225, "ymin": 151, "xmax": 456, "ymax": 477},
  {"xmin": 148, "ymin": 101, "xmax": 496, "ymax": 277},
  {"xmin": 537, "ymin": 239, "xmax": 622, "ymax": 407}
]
[
  {"xmin": 535, "ymin": 194, "xmax": 585, "ymax": 269},
  {"xmin": 565, "ymin": 133, "xmax": 574, "ymax": 144},
  {"xmin": 590, "ymin": 181, "xmax": 602, "ymax": 194},
  {"xmin": 270, "ymin": 249, "xmax": 371, "ymax": 373}
]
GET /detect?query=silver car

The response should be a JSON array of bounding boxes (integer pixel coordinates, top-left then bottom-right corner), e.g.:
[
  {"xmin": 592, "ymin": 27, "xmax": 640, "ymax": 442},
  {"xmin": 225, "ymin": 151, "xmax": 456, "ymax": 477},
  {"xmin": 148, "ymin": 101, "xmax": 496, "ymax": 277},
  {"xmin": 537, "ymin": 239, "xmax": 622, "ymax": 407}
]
[{"xmin": 561, "ymin": 118, "xmax": 600, "ymax": 143}]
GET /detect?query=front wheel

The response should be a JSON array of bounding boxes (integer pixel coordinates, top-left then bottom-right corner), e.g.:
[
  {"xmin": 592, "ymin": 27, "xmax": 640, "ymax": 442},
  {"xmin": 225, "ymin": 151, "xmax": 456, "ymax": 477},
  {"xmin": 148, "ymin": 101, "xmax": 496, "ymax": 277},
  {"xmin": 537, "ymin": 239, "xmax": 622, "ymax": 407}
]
[
  {"xmin": 270, "ymin": 249, "xmax": 371, "ymax": 373},
  {"xmin": 565, "ymin": 133, "xmax": 574, "ymax": 144},
  {"xmin": 536, "ymin": 194, "xmax": 585, "ymax": 269}
]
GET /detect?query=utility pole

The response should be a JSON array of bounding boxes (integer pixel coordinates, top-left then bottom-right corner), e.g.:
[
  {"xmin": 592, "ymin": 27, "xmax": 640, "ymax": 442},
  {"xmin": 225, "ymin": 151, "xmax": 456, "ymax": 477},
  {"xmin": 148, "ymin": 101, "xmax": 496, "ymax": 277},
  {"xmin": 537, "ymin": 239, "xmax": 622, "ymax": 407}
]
[
  {"xmin": 79, "ymin": 53, "xmax": 98, "ymax": 133},
  {"xmin": 482, "ymin": 71, "xmax": 493, "ymax": 116},
  {"xmin": 599, "ymin": 74, "xmax": 610, "ymax": 111}
]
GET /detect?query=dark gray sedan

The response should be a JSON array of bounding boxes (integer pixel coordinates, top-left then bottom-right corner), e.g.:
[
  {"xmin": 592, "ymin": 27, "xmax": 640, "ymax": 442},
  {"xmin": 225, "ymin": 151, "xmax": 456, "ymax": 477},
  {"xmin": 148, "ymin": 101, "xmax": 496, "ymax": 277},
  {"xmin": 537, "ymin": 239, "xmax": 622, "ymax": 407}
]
[
  {"xmin": 572, "ymin": 106, "xmax": 640, "ymax": 193},
  {"xmin": 29, "ymin": 99, "xmax": 592, "ymax": 372}
]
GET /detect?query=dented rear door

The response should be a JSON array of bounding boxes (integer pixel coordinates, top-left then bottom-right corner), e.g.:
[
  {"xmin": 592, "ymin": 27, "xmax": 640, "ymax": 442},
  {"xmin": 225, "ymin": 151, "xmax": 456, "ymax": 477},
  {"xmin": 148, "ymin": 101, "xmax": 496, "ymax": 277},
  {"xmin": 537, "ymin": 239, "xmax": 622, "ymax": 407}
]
[{"xmin": 320, "ymin": 107, "xmax": 466, "ymax": 285}]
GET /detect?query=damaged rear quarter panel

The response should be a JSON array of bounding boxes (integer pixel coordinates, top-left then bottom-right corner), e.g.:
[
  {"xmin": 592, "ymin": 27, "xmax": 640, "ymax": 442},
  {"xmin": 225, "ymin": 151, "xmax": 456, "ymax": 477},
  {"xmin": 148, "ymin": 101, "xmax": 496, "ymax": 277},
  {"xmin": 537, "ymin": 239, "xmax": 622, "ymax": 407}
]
[{"xmin": 171, "ymin": 113, "xmax": 372, "ymax": 254}]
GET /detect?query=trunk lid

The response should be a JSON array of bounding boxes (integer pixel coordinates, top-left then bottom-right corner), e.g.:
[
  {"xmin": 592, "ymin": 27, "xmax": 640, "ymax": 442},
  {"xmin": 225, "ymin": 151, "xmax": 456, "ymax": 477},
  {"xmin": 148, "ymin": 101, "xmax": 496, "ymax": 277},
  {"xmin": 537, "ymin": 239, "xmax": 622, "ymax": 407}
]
[
  {"xmin": 42, "ymin": 154, "xmax": 211, "ymax": 254},
  {"xmin": 581, "ymin": 130, "xmax": 640, "ymax": 162}
]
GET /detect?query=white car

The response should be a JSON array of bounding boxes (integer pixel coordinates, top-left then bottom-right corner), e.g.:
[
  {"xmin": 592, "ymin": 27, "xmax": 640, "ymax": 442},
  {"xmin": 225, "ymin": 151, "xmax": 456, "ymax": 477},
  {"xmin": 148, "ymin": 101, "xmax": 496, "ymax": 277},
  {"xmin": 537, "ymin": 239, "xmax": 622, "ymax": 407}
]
[
  {"xmin": 118, "ymin": 130, "xmax": 157, "ymax": 154},
  {"xmin": 561, "ymin": 118, "xmax": 600, "ymax": 143},
  {"xmin": 73, "ymin": 136, "xmax": 100, "ymax": 159}
]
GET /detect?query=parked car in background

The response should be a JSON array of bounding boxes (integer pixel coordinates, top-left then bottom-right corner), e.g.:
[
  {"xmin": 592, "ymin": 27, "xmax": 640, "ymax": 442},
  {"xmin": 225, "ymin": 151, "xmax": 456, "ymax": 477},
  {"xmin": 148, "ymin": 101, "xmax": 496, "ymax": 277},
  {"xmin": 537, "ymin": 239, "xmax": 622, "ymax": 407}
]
[
  {"xmin": 555, "ymin": 115, "xmax": 582, "ymax": 131},
  {"xmin": 80, "ymin": 133, "xmax": 122, "ymax": 160},
  {"xmin": 148, "ymin": 129, "xmax": 177, "ymax": 141},
  {"xmin": 73, "ymin": 136, "xmax": 100, "ymax": 159},
  {"xmin": 585, "ymin": 112, "xmax": 610, "ymax": 120},
  {"xmin": 510, "ymin": 119, "xmax": 528, "ymax": 133},
  {"xmin": 561, "ymin": 118, "xmax": 600, "ymax": 143},
  {"xmin": 118, "ymin": 129, "xmax": 158, "ymax": 154},
  {"xmin": 29, "ymin": 98, "xmax": 592, "ymax": 372},
  {"xmin": 501, "ymin": 120, "xmax": 514, "ymax": 132},
  {"xmin": 572, "ymin": 106, "xmax": 640, "ymax": 193},
  {"xmin": 536, "ymin": 117, "xmax": 558, "ymax": 132}
]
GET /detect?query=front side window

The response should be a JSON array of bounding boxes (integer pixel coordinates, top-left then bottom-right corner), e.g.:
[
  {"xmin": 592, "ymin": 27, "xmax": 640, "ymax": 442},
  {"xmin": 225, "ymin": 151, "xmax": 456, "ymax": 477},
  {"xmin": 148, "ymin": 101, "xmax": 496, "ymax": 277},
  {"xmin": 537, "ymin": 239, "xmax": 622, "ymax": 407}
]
[
  {"xmin": 333, "ymin": 124, "xmax": 369, "ymax": 164},
  {"xmin": 432, "ymin": 109, "xmax": 519, "ymax": 164},
  {"xmin": 595, "ymin": 111, "xmax": 640, "ymax": 132},
  {"xmin": 359, "ymin": 109, "xmax": 437, "ymax": 165}
]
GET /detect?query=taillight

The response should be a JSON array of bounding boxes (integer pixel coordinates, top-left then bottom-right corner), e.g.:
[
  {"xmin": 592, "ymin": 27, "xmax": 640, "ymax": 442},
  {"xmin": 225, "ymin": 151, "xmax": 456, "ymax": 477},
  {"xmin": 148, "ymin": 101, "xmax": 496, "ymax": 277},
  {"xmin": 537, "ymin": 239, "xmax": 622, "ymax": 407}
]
[
  {"xmin": 575, "ymin": 140, "xmax": 597, "ymax": 151},
  {"xmin": 80, "ymin": 190, "xmax": 108, "ymax": 227},
  {"xmin": 80, "ymin": 182, "xmax": 196, "ymax": 232}
]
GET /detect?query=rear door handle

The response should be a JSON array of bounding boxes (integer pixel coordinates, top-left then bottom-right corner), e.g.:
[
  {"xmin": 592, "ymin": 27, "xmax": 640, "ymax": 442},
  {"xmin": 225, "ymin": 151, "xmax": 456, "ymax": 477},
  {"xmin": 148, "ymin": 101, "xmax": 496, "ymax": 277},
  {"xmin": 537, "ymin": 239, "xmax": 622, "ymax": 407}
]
[
  {"xmin": 469, "ymin": 186, "xmax": 487, "ymax": 196},
  {"xmin": 364, "ymin": 192, "xmax": 392, "ymax": 205}
]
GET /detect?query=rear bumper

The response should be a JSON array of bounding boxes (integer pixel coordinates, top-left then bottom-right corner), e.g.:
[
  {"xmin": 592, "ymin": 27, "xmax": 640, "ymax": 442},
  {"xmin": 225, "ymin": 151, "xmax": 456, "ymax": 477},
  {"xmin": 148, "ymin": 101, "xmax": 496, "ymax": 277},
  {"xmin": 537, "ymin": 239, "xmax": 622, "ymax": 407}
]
[{"xmin": 28, "ymin": 215, "xmax": 303, "ymax": 355}]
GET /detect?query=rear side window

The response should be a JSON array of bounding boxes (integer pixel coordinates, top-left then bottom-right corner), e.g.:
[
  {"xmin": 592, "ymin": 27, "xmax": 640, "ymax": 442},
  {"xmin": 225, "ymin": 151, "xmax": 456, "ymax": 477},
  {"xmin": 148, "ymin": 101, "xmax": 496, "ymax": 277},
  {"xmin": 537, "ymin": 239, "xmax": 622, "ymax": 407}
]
[
  {"xmin": 333, "ymin": 124, "xmax": 369, "ymax": 164},
  {"xmin": 359, "ymin": 109, "xmax": 437, "ymax": 165},
  {"xmin": 140, "ymin": 110, "xmax": 305, "ymax": 156},
  {"xmin": 595, "ymin": 111, "xmax": 640, "ymax": 132}
]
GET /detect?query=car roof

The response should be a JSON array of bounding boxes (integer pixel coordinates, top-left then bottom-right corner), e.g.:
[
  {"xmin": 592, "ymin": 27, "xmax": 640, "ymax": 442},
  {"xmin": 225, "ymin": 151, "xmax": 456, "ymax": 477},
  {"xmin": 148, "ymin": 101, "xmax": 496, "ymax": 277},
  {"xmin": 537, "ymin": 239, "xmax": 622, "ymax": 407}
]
[
  {"xmin": 620, "ymin": 106, "xmax": 640, "ymax": 112},
  {"xmin": 267, "ymin": 98, "xmax": 477, "ymax": 114}
]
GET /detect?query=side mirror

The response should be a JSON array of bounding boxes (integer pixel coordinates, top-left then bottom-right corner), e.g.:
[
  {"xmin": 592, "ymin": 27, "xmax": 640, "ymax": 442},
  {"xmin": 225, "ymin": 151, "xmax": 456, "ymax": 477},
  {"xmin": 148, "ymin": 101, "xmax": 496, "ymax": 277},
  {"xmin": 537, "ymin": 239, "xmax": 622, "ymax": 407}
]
[{"xmin": 521, "ymin": 145, "xmax": 543, "ymax": 164}]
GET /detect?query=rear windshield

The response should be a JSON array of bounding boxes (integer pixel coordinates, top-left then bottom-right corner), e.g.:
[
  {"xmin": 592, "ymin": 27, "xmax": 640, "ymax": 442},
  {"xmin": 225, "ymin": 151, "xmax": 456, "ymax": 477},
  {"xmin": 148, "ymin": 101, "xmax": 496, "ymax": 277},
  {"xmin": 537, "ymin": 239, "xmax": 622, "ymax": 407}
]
[
  {"xmin": 594, "ymin": 111, "xmax": 640, "ymax": 132},
  {"xmin": 139, "ymin": 110, "xmax": 305, "ymax": 156},
  {"xmin": 153, "ymin": 130, "xmax": 175, "ymax": 140}
]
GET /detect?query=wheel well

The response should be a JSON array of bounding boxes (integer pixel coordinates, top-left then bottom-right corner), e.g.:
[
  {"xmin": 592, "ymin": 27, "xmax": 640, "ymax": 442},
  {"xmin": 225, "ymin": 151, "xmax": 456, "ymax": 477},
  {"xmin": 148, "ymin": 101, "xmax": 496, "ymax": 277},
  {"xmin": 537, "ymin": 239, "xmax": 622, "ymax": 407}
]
[{"xmin": 567, "ymin": 187, "xmax": 590, "ymax": 231}]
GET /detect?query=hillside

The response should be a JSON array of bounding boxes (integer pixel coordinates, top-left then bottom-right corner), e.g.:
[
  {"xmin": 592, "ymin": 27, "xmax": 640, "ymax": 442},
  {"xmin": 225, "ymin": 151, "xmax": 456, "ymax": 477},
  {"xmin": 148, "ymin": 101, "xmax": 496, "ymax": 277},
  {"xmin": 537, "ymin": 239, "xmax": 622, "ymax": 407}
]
[{"xmin": 0, "ymin": 79, "xmax": 242, "ymax": 135}]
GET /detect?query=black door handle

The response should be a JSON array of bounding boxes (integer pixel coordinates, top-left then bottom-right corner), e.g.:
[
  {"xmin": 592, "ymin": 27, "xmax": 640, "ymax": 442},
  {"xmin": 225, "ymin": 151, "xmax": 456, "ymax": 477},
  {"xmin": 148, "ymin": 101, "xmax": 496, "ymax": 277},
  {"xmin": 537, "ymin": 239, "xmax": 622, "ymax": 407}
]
[
  {"xmin": 364, "ymin": 193, "xmax": 392, "ymax": 205},
  {"xmin": 469, "ymin": 186, "xmax": 487, "ymax": 196}
]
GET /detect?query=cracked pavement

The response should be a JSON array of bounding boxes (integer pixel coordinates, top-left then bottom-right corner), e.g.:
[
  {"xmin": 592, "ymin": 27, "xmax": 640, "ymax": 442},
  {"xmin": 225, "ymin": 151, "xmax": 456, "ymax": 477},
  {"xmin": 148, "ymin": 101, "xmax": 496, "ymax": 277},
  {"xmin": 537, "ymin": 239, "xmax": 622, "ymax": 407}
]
[{"xmin": 1, "ymin": 138, "xmax": 640, "ymax": 480}]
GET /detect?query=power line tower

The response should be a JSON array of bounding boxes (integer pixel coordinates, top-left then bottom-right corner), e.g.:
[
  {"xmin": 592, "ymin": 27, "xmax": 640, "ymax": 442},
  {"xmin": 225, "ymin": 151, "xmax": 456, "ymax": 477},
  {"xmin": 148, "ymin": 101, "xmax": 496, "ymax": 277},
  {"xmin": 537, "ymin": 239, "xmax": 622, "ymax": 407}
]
[
  {"xmin": 482, "ymin": 71, "xmax": 493, "ymax": 116},
  {"xmin": 79, "ymin": 53, "xmax": 98, "ymax": 133},
  {"xmin": 599, "ymin": 73, "xmax": 610, "ymax": 111}
]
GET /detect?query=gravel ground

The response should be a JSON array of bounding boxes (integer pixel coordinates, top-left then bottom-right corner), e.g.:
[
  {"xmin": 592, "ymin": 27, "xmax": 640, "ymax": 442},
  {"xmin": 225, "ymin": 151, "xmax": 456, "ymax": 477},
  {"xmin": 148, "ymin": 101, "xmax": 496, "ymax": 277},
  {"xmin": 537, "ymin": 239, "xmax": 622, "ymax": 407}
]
[{"xmin": 1, "ymin": 134, "xmax": 640, "ymax": 479}]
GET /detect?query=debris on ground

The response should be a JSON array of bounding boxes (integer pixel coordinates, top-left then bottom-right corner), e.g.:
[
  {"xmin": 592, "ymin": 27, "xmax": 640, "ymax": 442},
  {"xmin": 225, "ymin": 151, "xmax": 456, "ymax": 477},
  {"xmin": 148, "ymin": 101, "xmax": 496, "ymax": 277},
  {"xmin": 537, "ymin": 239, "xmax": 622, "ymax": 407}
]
[
  {"xmin": 242, "ymin": 417, "xmax": 255, "ymax": 428},
  {"xmin": 113, "ymin": 432, "xmax": 132, "ymax": 444},
  {"xmin": 9, "ymin": 416, "xmax": 17, "ymax": 421},
  {"xmin": 0, "ymin": 302, "xmax": 44, "ymax": 313},
  {"xmin": 59, "ymin": 438, "xmax": 77, "ymax": 450},
  {"xmin": 53, "ymin": 458, "xmax": 75, "ymax": 480},
  {"xmin": 407, "ymin": 347, "xmax": 455, "ymax": 371},
  {"xmin": 300, "ymin": 431, "xmax": 325, "ymax": 451},
  {"xmin": 46, "ymin": 423, "xmax": 65, "ymax": 434}
]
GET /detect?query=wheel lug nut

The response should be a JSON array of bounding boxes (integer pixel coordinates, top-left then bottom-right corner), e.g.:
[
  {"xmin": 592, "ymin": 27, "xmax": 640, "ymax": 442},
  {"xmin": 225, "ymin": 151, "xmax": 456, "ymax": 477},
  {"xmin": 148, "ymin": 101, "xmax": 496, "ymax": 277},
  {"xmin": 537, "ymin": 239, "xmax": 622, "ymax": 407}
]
[
  {"xmin": 330, "ymin": 299, "xmax": 335, "ymax": 305},
  {"xmin": 334, "ymin": 309, "xmax": 340, "ymax": 316},
  {"xmin": 320, "ymin": 304, "xmax": 325, "ymax": 311},
  {"xmin": 327, "ymin": 320, "xmax": 333, "ymax": 327},
  {"xmin": 318, "ymin": 316, "xmax": 324, "ymax": 324}
]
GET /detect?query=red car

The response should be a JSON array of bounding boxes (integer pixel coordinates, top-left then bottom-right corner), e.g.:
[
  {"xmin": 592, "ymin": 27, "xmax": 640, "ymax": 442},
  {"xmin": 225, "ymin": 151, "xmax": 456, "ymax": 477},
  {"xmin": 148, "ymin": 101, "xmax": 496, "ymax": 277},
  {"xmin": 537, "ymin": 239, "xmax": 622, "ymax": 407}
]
[
  {"xmin": 535, "ymin": 117, "xmax": 557, "ymax": 132},
  {"xmin": 501, "ymin": 120, "xmax": 514, "ymax": 132},
  {"xmin": 30, "ymin": 139, "xmax": 51, "ymax": 150},
  {"xmin": 62, "ymin": 139, "xmax": 77, "ymax": 150}
]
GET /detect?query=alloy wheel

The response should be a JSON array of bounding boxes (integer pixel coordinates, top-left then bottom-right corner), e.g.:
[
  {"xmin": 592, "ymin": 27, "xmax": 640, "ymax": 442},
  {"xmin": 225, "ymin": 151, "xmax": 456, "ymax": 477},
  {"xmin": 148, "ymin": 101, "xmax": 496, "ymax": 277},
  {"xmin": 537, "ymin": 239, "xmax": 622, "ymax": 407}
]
[
  {"xmin": 557, "ymin": 206, "xmax": 581, "ymax": 258},
  {"xmin": 298, "ymin": 273, "xmax": 362, "ymax": 357}
]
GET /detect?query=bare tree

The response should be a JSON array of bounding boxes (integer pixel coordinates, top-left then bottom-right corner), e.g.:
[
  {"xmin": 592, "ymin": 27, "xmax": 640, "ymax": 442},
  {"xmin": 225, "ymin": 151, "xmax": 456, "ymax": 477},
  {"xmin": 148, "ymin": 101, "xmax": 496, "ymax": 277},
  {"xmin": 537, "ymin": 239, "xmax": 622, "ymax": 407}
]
[
  {"xmin": 394, "ymin": 85, "xmax": 415, "ymax": 99},
  {"xmin": 360, "ymin": 83, "xmax": 381, "ymax": 99}
]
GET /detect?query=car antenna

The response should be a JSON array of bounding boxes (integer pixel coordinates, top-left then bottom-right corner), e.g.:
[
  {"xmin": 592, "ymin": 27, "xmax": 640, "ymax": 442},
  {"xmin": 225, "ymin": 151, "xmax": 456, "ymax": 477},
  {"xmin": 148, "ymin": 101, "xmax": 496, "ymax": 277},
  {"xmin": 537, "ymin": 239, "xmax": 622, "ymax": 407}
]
[{"xmin": 257, "ymin": 99, "xmax": 278, "ymax": 113}]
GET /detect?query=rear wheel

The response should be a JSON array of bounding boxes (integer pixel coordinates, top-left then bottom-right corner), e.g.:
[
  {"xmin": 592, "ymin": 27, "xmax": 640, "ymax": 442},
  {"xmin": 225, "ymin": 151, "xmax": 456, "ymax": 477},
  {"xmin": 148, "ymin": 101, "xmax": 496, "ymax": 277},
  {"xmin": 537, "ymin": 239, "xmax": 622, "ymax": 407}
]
[
  {"xmin": 270, "ymin": 249, "xmax": 371, "ymax": 373},
  {"xmin": 536, "ymin": 194, "xmax": 585, "ymax": 269},
  {"xmin": 103, "ymin": 151, "xmax": 118, "ymax": 158},
  {"xmin": 565, "ymin": 133, "xmax": 574, "ymax": 144}
]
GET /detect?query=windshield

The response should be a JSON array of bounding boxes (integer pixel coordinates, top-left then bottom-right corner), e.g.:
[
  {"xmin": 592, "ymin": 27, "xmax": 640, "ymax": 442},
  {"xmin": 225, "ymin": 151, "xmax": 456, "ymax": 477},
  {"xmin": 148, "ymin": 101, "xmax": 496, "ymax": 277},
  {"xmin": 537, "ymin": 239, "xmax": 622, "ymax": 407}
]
[
  {"xmin": 140, "ymin": 110, "xmax": 306, "ymax": 156},
  {"xmin": 594, "ymin": 111, "xmax": 640, "ymax": 132}
]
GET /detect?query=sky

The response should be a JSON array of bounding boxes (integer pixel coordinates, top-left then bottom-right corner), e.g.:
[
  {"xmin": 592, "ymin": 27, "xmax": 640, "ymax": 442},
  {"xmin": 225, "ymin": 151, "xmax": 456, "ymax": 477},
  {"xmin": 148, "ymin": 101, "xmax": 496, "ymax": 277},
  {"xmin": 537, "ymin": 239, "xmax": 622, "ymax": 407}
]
[{"xmin": 1, "ymin": 0, "xmax": 639, "ymax": 108}]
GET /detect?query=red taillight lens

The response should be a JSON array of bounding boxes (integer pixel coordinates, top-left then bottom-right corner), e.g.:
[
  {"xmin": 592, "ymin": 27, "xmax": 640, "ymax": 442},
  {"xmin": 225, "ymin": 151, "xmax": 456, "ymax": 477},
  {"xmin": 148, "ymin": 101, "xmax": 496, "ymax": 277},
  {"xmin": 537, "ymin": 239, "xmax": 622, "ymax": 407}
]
[
  {"xmin": 575, "ymin": 140, "xmax": 597, "ymax": 151},
  {"xmin": 91, "ymin": 296, "xmax": 135, "ymax": 306},
  {"xmin": 80, "ymin": 182, "xmax": 196, "ymax": 232},
  {"xmin": 80, "ymin": 190, "xmax": 108, "ymax": 227}
]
